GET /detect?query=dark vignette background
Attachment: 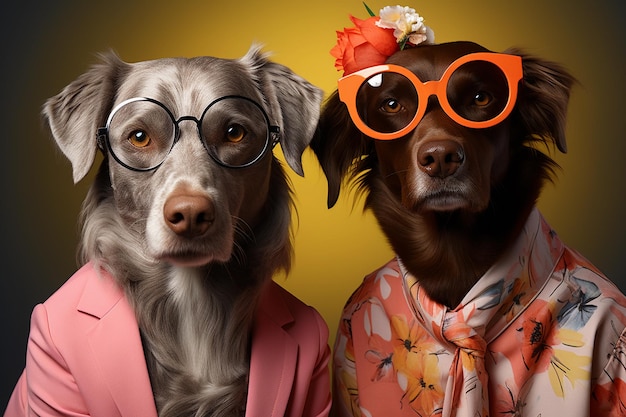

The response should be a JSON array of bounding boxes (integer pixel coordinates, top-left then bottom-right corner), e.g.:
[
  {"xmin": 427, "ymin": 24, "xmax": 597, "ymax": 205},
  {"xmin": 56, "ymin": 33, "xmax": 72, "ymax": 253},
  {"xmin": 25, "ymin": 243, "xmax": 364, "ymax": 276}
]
[{"xmin": 1, "ymin": 0, "xmax": 624, "ymax": 410}]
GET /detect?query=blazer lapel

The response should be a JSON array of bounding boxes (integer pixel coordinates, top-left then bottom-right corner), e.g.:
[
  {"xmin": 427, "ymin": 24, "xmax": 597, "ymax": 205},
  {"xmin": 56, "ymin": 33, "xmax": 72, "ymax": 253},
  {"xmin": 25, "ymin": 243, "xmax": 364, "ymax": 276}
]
[
  {"xmin": 246, "ymin": 282, "xmax": 298, "ymax": 417},
  {"xmin": 78, "ymin": 266, "xmax": 158, "ymax": 417},
  {"xmin": 77, "ymin": 267, "xmax": 299, "ymax": 417}
]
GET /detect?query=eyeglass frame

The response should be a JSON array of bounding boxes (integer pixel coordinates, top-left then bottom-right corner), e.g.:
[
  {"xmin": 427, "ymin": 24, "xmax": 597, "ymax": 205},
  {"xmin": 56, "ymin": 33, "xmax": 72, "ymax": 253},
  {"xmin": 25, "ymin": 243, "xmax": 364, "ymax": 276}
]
[
  {"xmin": 96, "ymin": 95, "xmax": 281, "ymax": 171},
  {"xmin": 337, "ymin": 52, "xmax": 523, "ymax": 140}
]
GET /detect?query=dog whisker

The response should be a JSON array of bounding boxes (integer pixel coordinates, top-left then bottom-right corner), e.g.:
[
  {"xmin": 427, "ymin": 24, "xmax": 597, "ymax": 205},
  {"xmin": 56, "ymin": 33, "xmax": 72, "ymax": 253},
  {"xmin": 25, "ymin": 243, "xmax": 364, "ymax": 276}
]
[
  {"xmin": 230, "ymin": 216, "xmax": 255, "ymax": 266},
  {"xmin": 382, "ymin": 168, "xmax": 411, "ymax": 180},
  {"xmin": 230, "ymin": 242, "xmax": 247, "ymax": 267},
  {"xmin": 232, "ymin": 216, "xmax": 255, "ymax": 243}
]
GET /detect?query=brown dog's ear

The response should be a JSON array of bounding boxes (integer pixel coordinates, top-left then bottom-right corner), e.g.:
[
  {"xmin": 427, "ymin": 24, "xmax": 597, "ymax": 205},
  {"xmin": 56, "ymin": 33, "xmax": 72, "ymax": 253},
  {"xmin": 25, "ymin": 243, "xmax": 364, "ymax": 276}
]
[
  {"xmin": 310, "ymin": 90, "xmax": 367, "ymax": 208},
  {"xmin": 43, "ymin": 51, "xmax": 128, "ymax": 183},
  {"xmin": 240, "ymin": 45, "xmax": 323, "ymax": 176},
  {"xmin": 508, "ymin": 48, "xmax": 576, "ymax": 154}
]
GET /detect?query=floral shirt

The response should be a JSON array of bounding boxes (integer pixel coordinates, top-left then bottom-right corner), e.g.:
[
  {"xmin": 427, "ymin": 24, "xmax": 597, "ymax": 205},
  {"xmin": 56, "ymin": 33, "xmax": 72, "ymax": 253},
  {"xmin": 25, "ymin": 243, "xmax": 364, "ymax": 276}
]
[{"xmin": 332, "ymin": 208, "xmax": 626, "ymax": 417}]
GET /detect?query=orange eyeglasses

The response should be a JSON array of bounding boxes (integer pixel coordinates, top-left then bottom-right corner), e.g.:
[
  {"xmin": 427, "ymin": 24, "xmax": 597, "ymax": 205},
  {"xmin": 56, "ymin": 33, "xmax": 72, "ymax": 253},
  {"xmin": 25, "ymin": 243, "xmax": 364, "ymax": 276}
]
[{"xmin": 337, "ymin": 52, "xmax": 523, "ymax": 140}]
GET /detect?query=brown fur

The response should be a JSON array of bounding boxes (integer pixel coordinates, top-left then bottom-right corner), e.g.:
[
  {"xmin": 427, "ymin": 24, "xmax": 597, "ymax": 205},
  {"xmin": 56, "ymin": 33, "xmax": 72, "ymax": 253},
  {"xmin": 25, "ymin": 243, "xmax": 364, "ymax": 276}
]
[
  {"xmin": 43, "ymin": 46, "xmax": 322, "ymax": 416},
  {"xmin": 311, "ymin": 41, "xmax": 574, "ymax": 308}
]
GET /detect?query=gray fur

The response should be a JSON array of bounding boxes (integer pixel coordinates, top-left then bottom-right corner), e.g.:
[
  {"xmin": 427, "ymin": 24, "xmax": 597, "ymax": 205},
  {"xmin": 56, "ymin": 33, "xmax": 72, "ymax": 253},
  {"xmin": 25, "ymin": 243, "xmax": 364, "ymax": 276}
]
[{"xmin": 43, "ymin": 46, "xmax": 322, "ymax": 416}]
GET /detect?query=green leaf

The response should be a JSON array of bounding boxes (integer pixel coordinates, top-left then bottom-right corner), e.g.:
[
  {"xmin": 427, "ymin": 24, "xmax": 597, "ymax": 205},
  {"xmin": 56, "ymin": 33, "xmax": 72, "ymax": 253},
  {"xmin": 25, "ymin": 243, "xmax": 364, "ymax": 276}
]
[
  {"xmin": 363, "ymin": 2, "xmax": 376, "ymax": 17},
  {"xmin": 399, "ymin": 37, "xmax": 408, "ymax": 50}
]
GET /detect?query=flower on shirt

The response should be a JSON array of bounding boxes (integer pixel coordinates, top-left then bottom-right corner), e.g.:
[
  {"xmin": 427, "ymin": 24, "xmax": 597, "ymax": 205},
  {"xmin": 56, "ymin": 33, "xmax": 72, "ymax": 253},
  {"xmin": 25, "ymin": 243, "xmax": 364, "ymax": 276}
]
[
  {"xmin": 391, "ymin": 315, "xmax": 434, "ymax": 372},
  {"xmin": 497, "ymin": 277, "xmax": 537, "ymax": 324},
  {"xmin": 492, "ymin": 382, "xmax": 527, "ymax": 416},
  {"xmin": 557, "ymin": 273, "xmax": 601, "ymax": 330},
  {"xmin": 390, "ymin": 315, "xmax": 444, "ymax": 413},
  {"xmin": 593, "ymin": 379, "xmax": 626, "ymax": 416},
  {"xmin": 397, "ymin": 353, "xmax": 443, "ymax": 415},
  {"xmin": 365, "ymin": 348, "xmax": 394, "ymax": 382},
  {"xmin": 335, "ymin": 364, "xmax": 362, "ymax": 417},
  {"xmin": 516, "ymin": 300, "xmax": 591, "ymax": 397}
]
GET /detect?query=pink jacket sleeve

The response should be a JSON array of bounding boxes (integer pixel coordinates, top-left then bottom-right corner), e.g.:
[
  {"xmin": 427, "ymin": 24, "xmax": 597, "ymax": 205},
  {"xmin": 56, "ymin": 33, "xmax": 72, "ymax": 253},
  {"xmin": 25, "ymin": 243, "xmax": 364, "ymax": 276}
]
[
  {"xmin": 5, "ymin": 304, "xmax": 91, "ymax": 416},
  {"xmin": 303, "ymin": 311, "xmax": 332, "ymax": 417}
]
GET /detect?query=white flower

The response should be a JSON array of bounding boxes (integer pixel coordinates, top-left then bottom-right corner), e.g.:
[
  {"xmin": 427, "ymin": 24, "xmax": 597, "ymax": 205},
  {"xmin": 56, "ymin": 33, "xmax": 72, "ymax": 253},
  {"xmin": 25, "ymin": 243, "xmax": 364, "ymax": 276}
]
[{"xmin": 375, "ymin": 5, "xmax": 434, "ymax": 47}]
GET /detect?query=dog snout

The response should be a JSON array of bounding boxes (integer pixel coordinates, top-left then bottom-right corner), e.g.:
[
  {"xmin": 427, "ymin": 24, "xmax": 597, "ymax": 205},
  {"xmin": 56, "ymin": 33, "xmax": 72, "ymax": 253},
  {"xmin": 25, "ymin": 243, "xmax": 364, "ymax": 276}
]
[
  {"xmin": 417, "ymin": 140, "xmax": 465, "ymax": 178},
  {"xmin": 163, "ymin": 191, "xmax": 215, "ymax": 239}
]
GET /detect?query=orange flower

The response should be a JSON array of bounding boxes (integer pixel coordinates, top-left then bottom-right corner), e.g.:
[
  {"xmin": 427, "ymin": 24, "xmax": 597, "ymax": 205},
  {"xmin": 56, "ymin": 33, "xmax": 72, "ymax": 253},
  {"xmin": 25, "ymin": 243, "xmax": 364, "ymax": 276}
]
[
  {"xmin": 397, "ymin": 353, "xmax": 444, "ymax": 414},
  {"xmin": 518, "ymin": 300, "xmax": 556, "ymax": 372},
  {"xmin": 593, "ymin": 379, "xmax": 626, "ymax": 416},
  {"xmin": 330, "ymin": 15, "xmax": 398, "ymax": 75}
]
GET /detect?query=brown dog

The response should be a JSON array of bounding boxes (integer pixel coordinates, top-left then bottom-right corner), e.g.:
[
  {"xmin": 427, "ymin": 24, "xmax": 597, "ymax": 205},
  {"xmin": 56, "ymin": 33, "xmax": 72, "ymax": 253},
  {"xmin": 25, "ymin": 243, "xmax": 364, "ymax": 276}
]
[
  {"xmin": 314, "ymin": 41, "xmax": 571, "ymax": 308},
  {"xmin": 312, "ymin": 41, "xmax": 626, "ymax": 416}
]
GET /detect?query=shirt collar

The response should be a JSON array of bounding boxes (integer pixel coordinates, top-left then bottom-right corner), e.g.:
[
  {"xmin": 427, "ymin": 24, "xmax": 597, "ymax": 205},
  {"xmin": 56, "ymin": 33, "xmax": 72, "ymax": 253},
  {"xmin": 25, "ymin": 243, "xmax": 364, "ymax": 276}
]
[{"xmin": 400, "ymin": 207, "xmax": 565, "ymax": 343}]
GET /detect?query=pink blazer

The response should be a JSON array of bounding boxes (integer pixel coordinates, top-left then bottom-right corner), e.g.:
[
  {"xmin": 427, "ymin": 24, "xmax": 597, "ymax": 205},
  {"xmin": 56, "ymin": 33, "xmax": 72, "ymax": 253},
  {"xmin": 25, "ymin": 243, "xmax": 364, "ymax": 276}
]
[{"xmin": 5, "ymin": 263, "xmax": 331, "ymax": 417}]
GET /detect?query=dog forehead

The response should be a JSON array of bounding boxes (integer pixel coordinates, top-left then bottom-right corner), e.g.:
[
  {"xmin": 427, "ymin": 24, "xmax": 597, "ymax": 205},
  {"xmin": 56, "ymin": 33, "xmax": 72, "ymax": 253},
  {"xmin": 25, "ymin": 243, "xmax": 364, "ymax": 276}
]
[
  {"xmin": 115, "ymin": 56, "xmax": 262, "ymax": 112},
  {"xmin": 387, "ymin": 41, "xmax": 491, "ymax": 80}
]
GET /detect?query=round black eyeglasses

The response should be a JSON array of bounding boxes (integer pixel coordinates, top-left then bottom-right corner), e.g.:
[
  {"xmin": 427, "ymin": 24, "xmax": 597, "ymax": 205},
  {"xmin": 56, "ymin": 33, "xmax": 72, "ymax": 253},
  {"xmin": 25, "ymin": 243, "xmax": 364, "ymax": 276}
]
[{"xmin": 96, "ymin": 95, "xmax": 280, "ymax": 171}]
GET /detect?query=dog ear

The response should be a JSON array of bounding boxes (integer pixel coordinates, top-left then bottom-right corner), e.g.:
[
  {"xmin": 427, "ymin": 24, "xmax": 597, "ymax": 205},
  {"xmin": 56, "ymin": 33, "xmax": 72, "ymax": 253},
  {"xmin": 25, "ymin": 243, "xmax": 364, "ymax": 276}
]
[
  {"xmin": 239, "ymin": 45, "xmax": 323, "ymax": 176},
  {"xmin": 43, "ymin": 51, "xmax": 128, "ymax": 183},
  {"xmin": 310, "ymin": 90, "xmax": 367, "ymax": 208},
  {"xmin": 508, "ymin": 48, "xmax": 576, "ymax": 154}
]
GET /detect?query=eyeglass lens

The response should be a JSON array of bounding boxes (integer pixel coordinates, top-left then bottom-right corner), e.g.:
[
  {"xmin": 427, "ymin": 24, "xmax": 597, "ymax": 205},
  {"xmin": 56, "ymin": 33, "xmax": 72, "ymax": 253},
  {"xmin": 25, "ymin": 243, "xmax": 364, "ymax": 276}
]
[
  {"xmin": 355, "ymin": 60, "xmax": 511, "ymax": 134},
  {"xmin": 107, "ymin": 100, "xmax": 174, "ymax": 170},
  {"xmin": 200, "ymin": 97, "xmax": 269, "ymax": 168},
  {"xmin": 106, "ymin": 97, "xmax": 269, "ymax": 170}
]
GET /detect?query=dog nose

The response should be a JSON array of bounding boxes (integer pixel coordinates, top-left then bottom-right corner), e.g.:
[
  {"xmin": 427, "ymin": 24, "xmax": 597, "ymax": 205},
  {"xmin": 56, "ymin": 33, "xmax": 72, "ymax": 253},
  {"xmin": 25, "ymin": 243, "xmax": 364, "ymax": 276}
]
[
  {"xmin": 417, "ymin": 140, "xmax": 465, "ymax": 178},
  {"xmin": 163, "ymin": 193, "xmax": 215, "ymax": 238}
]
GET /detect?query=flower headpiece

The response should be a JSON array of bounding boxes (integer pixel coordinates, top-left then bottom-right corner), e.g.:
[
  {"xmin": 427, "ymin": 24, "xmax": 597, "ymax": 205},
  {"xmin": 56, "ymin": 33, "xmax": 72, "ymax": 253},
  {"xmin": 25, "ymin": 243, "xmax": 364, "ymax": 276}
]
[{"xmin": 331, "ymin": 3, "xmax": 435, "ymax": 75}]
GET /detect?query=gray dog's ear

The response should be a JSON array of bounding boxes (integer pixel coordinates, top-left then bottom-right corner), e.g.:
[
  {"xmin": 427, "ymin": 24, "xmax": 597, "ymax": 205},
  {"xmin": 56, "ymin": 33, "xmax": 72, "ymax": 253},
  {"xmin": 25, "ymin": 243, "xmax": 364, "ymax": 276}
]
[
  {"xmin": 240, "ymin": 45, "xmax": 323, "ymax": 176},
  {"xmin": 43, "ymin": 52, "xmax": 128, "ymax": 183}
]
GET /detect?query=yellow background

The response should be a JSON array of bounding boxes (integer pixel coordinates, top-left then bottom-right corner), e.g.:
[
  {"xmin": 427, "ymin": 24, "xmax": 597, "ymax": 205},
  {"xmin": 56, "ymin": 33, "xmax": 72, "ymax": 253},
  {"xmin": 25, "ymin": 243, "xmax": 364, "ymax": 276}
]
[{"xmin": 1, "ymin": 0, "xmax": 625, "ymax": 405}]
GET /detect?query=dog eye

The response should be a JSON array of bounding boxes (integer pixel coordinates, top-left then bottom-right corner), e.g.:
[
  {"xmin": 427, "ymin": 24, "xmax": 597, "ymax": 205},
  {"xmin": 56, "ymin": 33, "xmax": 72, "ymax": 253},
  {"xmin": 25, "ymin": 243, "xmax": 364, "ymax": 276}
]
[
  {"xmin": 226, "ymin": 124, "xmax": 246, "ymax": 142},
  {"xmin": 473, "ymin": 91, "xmax": 492, "ymax": 107},
  {"xmin": 128, "ymin": 130, "xmax": 151, "ymax": 148},
  {"xmin": 381, "ymin": 99, "xmax": 403, "ymax": 114}
]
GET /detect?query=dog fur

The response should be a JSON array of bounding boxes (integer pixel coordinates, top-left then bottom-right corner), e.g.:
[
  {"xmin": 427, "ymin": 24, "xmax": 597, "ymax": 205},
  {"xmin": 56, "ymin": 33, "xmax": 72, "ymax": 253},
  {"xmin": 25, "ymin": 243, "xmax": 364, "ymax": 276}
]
[
  {"xmin": 311, "ymin": 41, "xmax": 575, "ymax": 309},
  {"xmin": 43, "ymin": 46, "xmax": 322, "ymax": 416}
]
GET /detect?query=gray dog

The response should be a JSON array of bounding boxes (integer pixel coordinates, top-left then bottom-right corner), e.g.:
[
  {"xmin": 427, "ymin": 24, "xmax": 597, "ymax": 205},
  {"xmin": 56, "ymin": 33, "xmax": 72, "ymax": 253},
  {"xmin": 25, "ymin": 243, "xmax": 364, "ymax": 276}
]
[{"xmin": 6, "ymin": 46, "xmax": 331, "ymax": 417}]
